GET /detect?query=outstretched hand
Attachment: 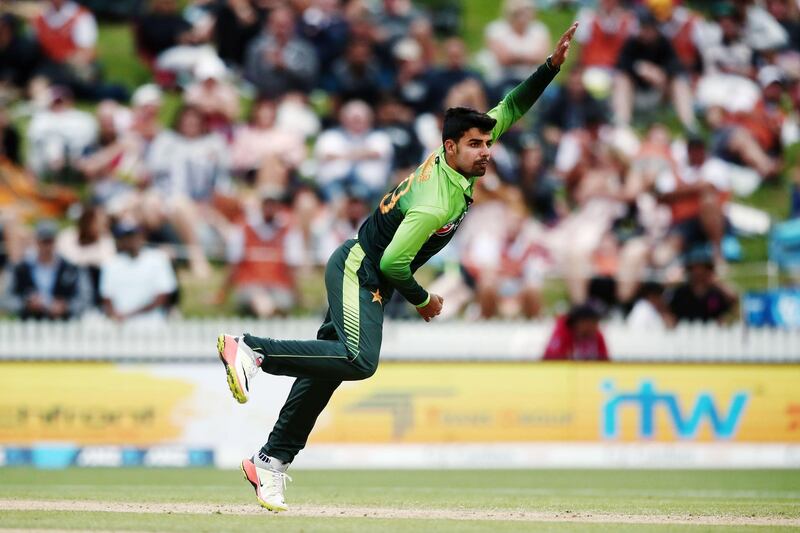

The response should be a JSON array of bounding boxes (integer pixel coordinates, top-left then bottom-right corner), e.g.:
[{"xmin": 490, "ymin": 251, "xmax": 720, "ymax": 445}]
[
  {"xmin": 416, "ymin": 294, "xmax": 444, "ymax": 322},
  {"xmin": 551, "ymin": 22, "xmax": 578, "ymax": 68}
]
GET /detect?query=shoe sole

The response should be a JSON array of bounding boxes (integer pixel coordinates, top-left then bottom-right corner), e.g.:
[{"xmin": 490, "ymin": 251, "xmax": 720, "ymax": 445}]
[
  {"xmin": 240, "ymin": 459, "xmax": 288, "ymax": 512},
  {"xmin": 217, "ymin": 334, "xmax": 247, "ymax": 404}
]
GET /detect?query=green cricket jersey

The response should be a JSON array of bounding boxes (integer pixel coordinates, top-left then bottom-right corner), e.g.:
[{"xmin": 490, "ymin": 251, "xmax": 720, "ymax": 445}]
[{"xmin": 357, "ymin": 59, "xmax": 560, "ymax": 308}]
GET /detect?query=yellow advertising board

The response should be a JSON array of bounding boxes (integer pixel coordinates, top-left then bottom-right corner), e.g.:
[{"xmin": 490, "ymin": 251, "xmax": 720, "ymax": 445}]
[
  {"xmin": 310, "ymin": 363, "xmax": 800, "ymax": 443},
  {"xmin": 1, "ymin": 362, "xmax": 798, "ymax": 445}
]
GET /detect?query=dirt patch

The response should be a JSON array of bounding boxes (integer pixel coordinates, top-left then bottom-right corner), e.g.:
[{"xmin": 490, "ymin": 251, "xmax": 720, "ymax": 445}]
[{"xmin": 1, "ymin": 499, "xmax": 798, "ymax": 527}]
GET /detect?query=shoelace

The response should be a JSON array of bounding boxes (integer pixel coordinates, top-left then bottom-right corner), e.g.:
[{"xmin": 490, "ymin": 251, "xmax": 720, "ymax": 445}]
[{"xmin": 266, "ymin": 470, "xmax": 293, "ymax": 493}]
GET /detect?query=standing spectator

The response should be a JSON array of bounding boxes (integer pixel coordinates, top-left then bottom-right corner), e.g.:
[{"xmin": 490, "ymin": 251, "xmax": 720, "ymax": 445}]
[
  {"xmin": 219, "ymin": 190, "xmax": 295, "ymax": 318},
  {"xmin": 613, "ymin": 9, "xmax": 696, "ymax": 132},
  {"xmin": 6, "ymin": 220, "xmax": 87, "ymax": 320},
  {"xmin": 27, "ymin": 86, "xmax": 97, "ymax": 183},
  {"xmin": 244, "ymin": 6, "xmax": 319, "ymax": 98},
  {"xmin": 55, "ymin": 203, "xmax": 115, "ymax": 307},
  {"xmin": 480, "ymin": 0, "xmax": 551, "ymax": 94},
  {"xmin": 543, "ymin": 303, "xmax": 610, "ymax": 361},
  {"xmin": 100, "ymin": 220, "xmax": 177, "ymax": 324},
  {"xmin": 313, "ymin": 100, "xmax": 393, "ymax": 201},
  {"xmin": 665, "ymin": 248, "xmax": 737, "ymax": 325}
]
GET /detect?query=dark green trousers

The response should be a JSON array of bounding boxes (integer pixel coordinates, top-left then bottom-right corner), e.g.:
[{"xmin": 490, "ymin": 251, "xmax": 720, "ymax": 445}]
[{"xmin": 243, "ymin": 239, "xmax": 389, "ymax": 463}]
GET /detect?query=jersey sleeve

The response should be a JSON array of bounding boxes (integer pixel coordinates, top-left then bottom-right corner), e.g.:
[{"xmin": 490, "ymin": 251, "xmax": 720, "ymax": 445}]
[
  {"xmin": 487, "ymin": 59, "xmax": 560, "ymax": 141},
  {"xmin": 379, "ymin": 206, "xmax": 447, "ymax": 307}
]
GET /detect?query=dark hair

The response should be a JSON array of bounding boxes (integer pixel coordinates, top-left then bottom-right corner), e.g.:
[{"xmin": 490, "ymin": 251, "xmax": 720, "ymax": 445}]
[
  {"xmin": 441, "ymin": 107, "xmax": 496, "ymax": 145},
  {"xmin": 565, "ymin": 303, "xmax": 602, "ymax": 327}
]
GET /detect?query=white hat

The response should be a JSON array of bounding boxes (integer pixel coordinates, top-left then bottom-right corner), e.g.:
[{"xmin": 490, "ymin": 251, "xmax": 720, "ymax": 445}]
[
  {"xmin": 131, "ymin": 83, "xmax": 163, "ymax": 108},
  {"xmin": 757, "ymin": 66, "xmax": 784, "ymax": 89},
  {"xmin": 195, "ymin": 57, "xmax": 226, "ymax": 81}
]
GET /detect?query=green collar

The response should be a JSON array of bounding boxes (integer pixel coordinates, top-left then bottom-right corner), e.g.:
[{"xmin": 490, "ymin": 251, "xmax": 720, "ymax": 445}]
[{"xmin": 438, "ymin": 148, "xmax": 474, "ymax": 196}]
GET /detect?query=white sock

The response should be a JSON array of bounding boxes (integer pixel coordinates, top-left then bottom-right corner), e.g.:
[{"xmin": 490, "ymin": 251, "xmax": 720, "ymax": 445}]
[{"xmin": 254, "ymin": 450, "xmax": 288, "ymax": 472}]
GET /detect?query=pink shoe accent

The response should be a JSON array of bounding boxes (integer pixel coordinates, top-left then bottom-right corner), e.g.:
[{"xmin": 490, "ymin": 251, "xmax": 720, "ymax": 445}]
[{"xmin": 221, "ymin": 335, "xmax": 239, "ymax": 367}]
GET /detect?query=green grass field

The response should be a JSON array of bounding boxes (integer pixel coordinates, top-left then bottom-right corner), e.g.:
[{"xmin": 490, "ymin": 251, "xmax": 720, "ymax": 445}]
[{"xmin": 1, "ymin": 468, "xmax": 799, "ymax": 532}]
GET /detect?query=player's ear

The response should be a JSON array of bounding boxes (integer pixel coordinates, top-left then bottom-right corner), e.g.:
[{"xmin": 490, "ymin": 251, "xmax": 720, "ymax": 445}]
[{"xmin": 444, "ymin": 139, "xmax": 456, "ymax": 155}]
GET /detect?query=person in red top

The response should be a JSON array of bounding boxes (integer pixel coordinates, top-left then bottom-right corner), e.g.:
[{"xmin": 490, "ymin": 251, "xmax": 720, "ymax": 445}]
[
  {"xmin": 575, "ymin": 0, "xmax": 635, "ymax": 69},
  {"xmin": 217, "ymin": 189, "xmax": 296, "ymax": 318},
  {"xmin": 543, "ymin": 303, "xmax": 610, "ymax": 361}
]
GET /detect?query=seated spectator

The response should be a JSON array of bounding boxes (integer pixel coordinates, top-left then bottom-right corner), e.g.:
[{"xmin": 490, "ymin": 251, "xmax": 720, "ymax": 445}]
[
  {"xmin": 27, "ymin": 86, "xmax": 97, "ymax": 183},
  {"xmin": 325, "ymin": 38, "xmax": 390, "ymax": 108},
  {"xmin": 211, "ymin": 0, "xmax": 265, "ymax": 68},
  {"xmin": 767, "ymin": 0, "xmax": 800, "ymax": 50},
  {"xmin": 613, "ymin": 8, "xmax": 696, "ymax": 132},
  {"xmin": 135, "ymin": 0, "xmax": 195, "ymax": 64},
  {"xmin": 392, "ymin": 37, "xmax": 437, "ymax": 114},
  {"xmin": 219, "ymin": 189, "xmax": 295, "ymax": 318},
  {"xmin": 313, "ymin": 100, "xmax": 393, "ymax": 201},
  {"xmin": 540, "ymin": 66, "xmax": 608, "ymax": 146},
  {"xmin": 647, "ymin": 0, "xmax": 704, "ymax": 75},
  {"xmin": 144, "ymin": 105, "xmax": 232, "ymax": 277},
  {"xmin": 513, "ymin": 138, "xmax": 564, "ymax": 226},
  {"xmin": 480, "ymin": 0, "xmax": 551, "ymax": 95},
  {"xmin": 6, "ymin": 220, "xmax": 87, "ymax": 320},
  {"xmin": 184, "ymin": 57, "xmax": 240, "ymax": 132},
  {"xmin": 371, "ymin": 0, "xmax": 425, "ymax": 46},
  {"xmin": 375, "ymin": 95, "xmax": 424, "ymax": 177},
  {"xmin": 244, "ymin": 5, "xmax": 318, "ymax": 98},
  {"xmin": 627, "ymin": 281, "xmax": 667, "ymax": 329},
  {"xmin": 543, "ymin": 303, "xmax": 610, "ymax": 361},
  {"xmin": 100, "ymin": 220, "xmax": 177, "ymax": 324},
  {"xmin": 734, "ymin": 0, "xmax": 788, "ymax": 53},
  {"xmin": 428, "ymin": 37, "xmax": 485, "ymax": 113},
  {"xmin": 230, "ymin": 97, "xmax": 307, "ymax": 189},
  {"xmin": 0, "ymin": 108, "xmax": 21, "ymax": 165},
  {"xmin": 55, "ymin": 203, "xmax": 115, "ymax": 307},
  {"xmin": 665, "ymin": 248, "xmax": 737, "ymax": 325},
  {"xmin": 32, "ymin": 0, "xmax": 125, "ymax": 101},
  {"xmin": 300, "ymin": 0, "xmax": 351, "ymax": 77},
  {"xmin": 575, "ymin": 0, "xmax": 634, "ymax": 70},
  {"xmin": 0, "ymin": 13, "xmax": 41, "ymax": 100}
]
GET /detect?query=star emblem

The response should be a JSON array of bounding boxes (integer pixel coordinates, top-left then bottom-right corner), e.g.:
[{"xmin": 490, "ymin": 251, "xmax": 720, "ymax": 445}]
[{"xmin": 370, "ymin": 289, "xmax": 383, "ymax": 305}]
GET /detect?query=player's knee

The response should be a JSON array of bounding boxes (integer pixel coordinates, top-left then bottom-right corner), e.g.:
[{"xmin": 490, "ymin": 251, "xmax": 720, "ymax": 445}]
[{"xmin": 352, "ymin": 353, "xmax": 378, "ymax": 380}]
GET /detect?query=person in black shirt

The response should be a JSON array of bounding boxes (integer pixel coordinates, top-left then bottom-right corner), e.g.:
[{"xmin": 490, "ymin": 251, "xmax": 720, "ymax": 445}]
[
  {"xmin": 612, "ymin": 8, "xmax": 696, "ymax": 131},
  {"xmin": 0, "ymin": 14, "xmax": 40, "ymax": 93},
  {"xmin": 135, "ymin": 0, "xmax": 195, "ymax": 62},
  {"xmin": 666, "ymin": 248, "xmax": 737, "ymax": 325}
]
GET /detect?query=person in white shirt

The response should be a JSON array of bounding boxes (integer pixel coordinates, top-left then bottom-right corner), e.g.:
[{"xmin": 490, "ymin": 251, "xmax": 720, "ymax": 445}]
[
  {"xmin": 627, "ymin": 281, "xmax": 667, "ymax": 329},
  {"xmin": 100, "ymin": 221, "xmax": 177, "ymax": 324}
]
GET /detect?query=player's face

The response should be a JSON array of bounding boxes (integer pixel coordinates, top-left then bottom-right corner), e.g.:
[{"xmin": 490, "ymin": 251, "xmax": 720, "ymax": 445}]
[{"xmin": 448, "ymin": 128, "xmax": 493, "ymax": 177}]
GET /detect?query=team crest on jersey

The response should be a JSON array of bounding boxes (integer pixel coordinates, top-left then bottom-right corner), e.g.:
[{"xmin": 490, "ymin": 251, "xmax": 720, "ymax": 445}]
[{"xmin": 434, "ymin": 211, "xmax": 466, "ymax": 236}]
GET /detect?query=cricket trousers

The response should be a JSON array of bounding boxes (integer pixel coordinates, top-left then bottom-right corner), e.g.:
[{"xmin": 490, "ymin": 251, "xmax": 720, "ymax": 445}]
[{"xmin": 242, "ymin": 239, "xmax": 390, "ymax": 463}]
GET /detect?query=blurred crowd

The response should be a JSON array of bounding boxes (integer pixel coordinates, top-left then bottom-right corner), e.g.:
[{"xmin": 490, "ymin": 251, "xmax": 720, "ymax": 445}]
[{"xmin": 0, "ymin": 0, "xmax": 797, "ymax": 337}]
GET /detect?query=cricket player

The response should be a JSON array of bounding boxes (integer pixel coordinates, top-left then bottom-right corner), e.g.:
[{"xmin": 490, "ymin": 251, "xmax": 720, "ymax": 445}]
[{"xmin": 217, "ymin": 22, "xmax": 578, "ymax": 511}]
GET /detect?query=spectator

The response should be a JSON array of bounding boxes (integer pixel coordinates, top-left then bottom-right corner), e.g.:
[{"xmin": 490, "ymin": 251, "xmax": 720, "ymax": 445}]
[
  {"xmin": 575, "ymin": 0, "xmax": 634, "ymax": 70},
  {"xmin": 32, "ymin": 0, "xmax": 125, "ymax": 101},
  {"xmin": 0, "ymin": 14, "xmax": 41, "ymax": 98},
  {"xmin": 480, "ymin": 0, "xmax": 551, "ymax": 94},
  {"xmin": 766, "ymin": 0, "xmax": 800, "ymax": 50},
  {"xmin": 374, "ymin": 95, "xmax": 424, "ymax": 176},
  {"xmin": 392, "ymin": 37, "xmax": 437, "ymax": 114},
  {"xmin": 27, "ymin": 86, "xmax": 97, "ymax": 183},
  {"xmin": 313, "ymin": 99, "xmax": 393, "ymax": 201},
  {"xmin": 184, "ymin": 57, "xmax": 240, "ymax": 132},
  {"xmin": 647, "ymin": 0, "xmax": 704, "ymax": 75},
  {"xmin": 613, "ymin": 8, "xmax": 697, "ymax": 132},
  {"xmin": 428, "ymin": 37, "xmax": 485, "ymax": 113},
  {"xmin": 211, "ymin": 0, "xmax": 265, "ymax": 68},
  {"xmin": 244, "ymin": 5, "xmax": 319, "ymax": 98},
  {"xmin": 6, "ymin": 220, "xmax": 87, "ymax": 320},
  {"xmin": 219, "ymin": 189, "xmax": 295, "ymax": 318},
  {"xmin": 230, "ymin": 97, "xmax": 307, "ymax": 188},
  {"xmin": 515, "ymin": 139, "xmax": 563, "ymax": 226},
  {"xmin": 0, "ymin": 108, "xmax": 21, "ymax": 165},
  {"xmin": 734, "ymin": 0, "xmax": 788, "ymax": 53},
  {"xmin": 371, "ymin": 0, "xmax": 425, "ymax": 46},
  {"xmin": 144, "ymin": 105, "xmax": 231, "ymax": 278},
  {"xmin": 55, "ymin": 203, "xmax": 115, "ymax": 307},
  {"xmin": 135, "ymin": 0, "xmax": 194, "ymax": 63},
  {"xmin": 665, "ymin": 248, "xmax": 737, "ymax": 325},
  {"xmin": 325, "ymin": 38, "xmax": 390, "ymax": 108},
  {"xmin": 100, "ymin": 220, "xmax": 177, "ymax": 324},
  {"xmin": 540, "ymin": 66, "xmax": 608, "ymax": 146},
  {"xmin": 627, "ymin": 281, "xmax": 667, "ymax": 329},
  {"xmin": 543, "ymin": 303, "xmax": 610, "ymax": 361},
  {"xmin": 300, "ymin": 0, "xmax": 351, "ymax": 76}
]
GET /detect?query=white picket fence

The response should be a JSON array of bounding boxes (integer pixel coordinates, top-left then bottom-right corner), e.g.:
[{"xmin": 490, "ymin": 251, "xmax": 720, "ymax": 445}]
[{"xmin": 0, "ymin": 317, "xmax": 798, "ymax": 362}]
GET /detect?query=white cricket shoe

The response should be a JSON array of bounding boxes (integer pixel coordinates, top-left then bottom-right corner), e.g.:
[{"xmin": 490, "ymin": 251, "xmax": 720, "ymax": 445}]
[
  {"xmin": 241, "ymin": 458, "xmax": 292, "ymax": 512},
  {"xmin": 217, "ymin": 334, "xmax": 262, "ymax": 404}
]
